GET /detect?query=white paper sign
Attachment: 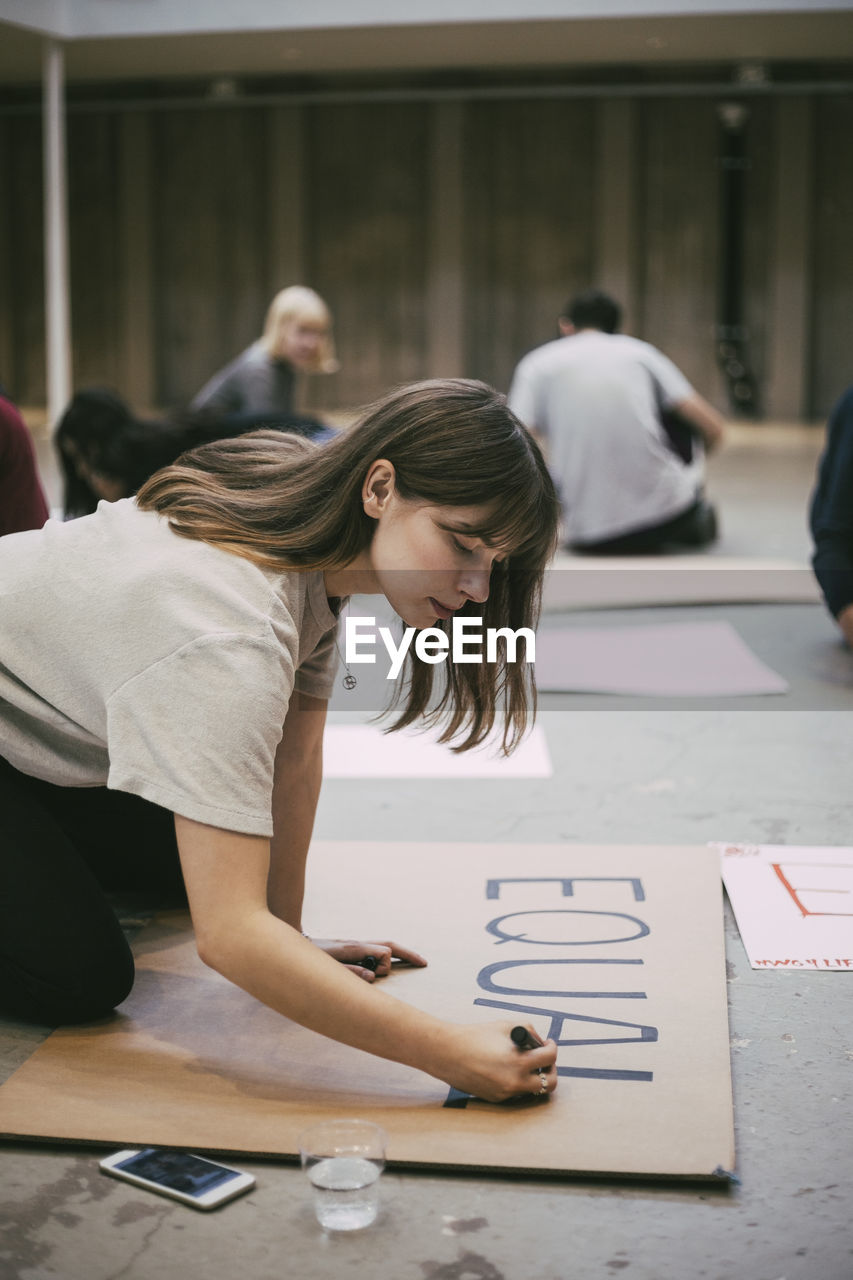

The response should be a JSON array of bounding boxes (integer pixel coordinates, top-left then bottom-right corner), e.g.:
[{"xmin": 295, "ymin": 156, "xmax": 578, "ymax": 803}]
[{"xmin": 718, "ymin": 843, "xmax": 853, "ymax": 970}]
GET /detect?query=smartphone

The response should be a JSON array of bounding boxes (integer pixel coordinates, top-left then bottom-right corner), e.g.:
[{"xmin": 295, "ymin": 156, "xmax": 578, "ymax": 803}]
[{"xmin": 100, "ymin": 1147, "xmax": 255, "ymax": 1210}]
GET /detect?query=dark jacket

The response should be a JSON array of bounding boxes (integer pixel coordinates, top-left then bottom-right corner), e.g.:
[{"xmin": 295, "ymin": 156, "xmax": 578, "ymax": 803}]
[{"xmin": 810, "ymin": 385, "xmax": 853, "ymax": 618}]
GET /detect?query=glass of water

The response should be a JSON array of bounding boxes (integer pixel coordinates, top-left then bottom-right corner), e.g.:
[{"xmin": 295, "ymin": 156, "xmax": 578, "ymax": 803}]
[{"xmin": 298, "ymin": 1119, "xmax": 387, "ymax": 1231}]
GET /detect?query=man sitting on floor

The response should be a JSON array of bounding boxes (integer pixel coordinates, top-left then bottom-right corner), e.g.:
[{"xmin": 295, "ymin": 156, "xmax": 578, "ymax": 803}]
[{"xmin": 508, "ymin": 289, "xmax": 727, "ymax": 554}]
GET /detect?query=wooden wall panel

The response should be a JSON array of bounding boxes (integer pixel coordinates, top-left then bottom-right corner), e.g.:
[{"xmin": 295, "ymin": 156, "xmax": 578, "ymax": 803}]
[
  {"xmin": 67, "ymin": 112, "xmax": 120, "ymax": 391},
  {"xmin": 811, "ymin": 95, "xmax": 853, "ymax": 418},
  {"xmin": 638, "ymin": 99, "xmax": 722, "ymax": 404},
  {"xmin": 594, "ymin": 99, "xmax": 638, "ymax": 336},
  {"xmin": 0, "ymin": 119, "xmax": 14, "ymax": 390},
  {"xmin": 7, "ymin": 115, "xmax": 45, "ymax": 406},
  {"xmin": 765, "ymin": 97, "xmax": 814, "ymax": 422},
  {"xmin": 426, "ymin": 102, "xmax": 465, "ymax": 379},
  {"xmin": 151, "ymin": 107, "xmax": 268, "ymax": 408},
  {"xmin": 117, "ymin": 112, "xmax": 155, "ymax": 409},
  {"xmin": 303, "ymin": 103, "xmax": 429, "ymax": 410},
  {"xmin": 267, "ymin": 105, "xmax": 306, "ymax": 290},
  {"xmin": 740, "ymin": 99, "xmax": 774, "ymax": 413},
  {"xmin": 463, "ymin": 99, "xmax": 595, "ymax": 394},
  {"xmin": 2, "ymin": 89, "xmax": 851, "ymax": 420}
]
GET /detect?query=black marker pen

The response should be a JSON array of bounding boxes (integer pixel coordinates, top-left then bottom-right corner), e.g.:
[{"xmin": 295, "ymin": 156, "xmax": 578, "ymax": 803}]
[{"xmin": 510, "ymin": 1024, "xmax": 544, "ymax": 1050}]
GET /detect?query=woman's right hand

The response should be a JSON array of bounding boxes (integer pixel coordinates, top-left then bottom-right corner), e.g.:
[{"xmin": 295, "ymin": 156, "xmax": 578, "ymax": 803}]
[
  {"xmin": 434, "ymin": 1021, "xmax": 558, "ymax": 1103},
  {"xmin": 174, "ymin": 816, "xmax": 557, "ymax": 1101}
]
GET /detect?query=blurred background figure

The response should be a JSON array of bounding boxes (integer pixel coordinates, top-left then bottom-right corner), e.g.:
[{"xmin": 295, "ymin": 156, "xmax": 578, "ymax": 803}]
[
  {"xmin": 0, "ymin": 384, "xmax": 49, "ymax": 536},
  {"xmin": 508, "ymin": 289, "xmax": 727, "ymax": 555},
  {"xmin": 190, "ymin": 285, "xmax": 338, "ymax": 425},
  {"xmin": 55, "ymin": 388, "xmax": 176, "ymax": 518},
  {"xmin": 55, "ymin": 387, "xmax": 335, "ymax": 519},
  {"xmin": 810, "ymin": 384, "xmax": 853, "ymax": 648}
]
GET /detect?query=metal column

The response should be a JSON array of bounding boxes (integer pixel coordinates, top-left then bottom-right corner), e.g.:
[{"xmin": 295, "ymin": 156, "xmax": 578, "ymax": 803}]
[{"xmin": 43, "ymin": 38, "xmax": 71, "ymax": 427}]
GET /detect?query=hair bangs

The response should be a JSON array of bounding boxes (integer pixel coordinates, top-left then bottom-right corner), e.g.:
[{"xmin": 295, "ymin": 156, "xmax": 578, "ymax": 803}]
[{"xmin": 450, "ymin": 479, "xmax": 556, "ymax": 570}]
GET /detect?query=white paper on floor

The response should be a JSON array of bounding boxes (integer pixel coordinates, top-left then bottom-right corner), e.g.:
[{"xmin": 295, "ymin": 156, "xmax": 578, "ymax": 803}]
[
  {"xmin": 535, "ymin": 619, "xmax": 789, "ymax": 697},
  {"xmin": 323, "ymin": 722, "xmax": 552, "ymax": 778},
  {"xmin": 717, "ymin": 843, "xmax": 853, "ymax": 971}
]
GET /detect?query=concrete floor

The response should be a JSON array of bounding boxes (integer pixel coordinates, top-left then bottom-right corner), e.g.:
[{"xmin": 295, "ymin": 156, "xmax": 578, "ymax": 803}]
[
  {"xmin": 2, "ymin": 422, "xmax": 852, "ymax": 1280},
  {"xmin": 703, "ymin": 424, "xmax": 824, "ymax": 562}
]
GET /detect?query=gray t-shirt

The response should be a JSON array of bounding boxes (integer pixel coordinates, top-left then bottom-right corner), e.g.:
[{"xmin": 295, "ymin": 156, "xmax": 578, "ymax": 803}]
[
  {"xmin": 190, "ymin": 341, "xmax": 295, "ymax": 417},
  {"xmin": 0, "ymin": 499, "xmax": 339, "ymax": 836},
  {"xmin": 508, "ymin": 331, "xmax": 701, "ymax": 544}
]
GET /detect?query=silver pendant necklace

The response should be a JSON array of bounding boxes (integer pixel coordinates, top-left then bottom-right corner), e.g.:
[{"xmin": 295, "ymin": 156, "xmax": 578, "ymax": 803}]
[{"xmin": 332, "ymin": 599, "xmax": 356, "ymax": 691}]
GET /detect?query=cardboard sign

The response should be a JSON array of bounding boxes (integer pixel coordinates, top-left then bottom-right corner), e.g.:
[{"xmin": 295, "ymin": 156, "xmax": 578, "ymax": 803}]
[
  {"xmin": 0, "ymin": 843, "xmax": 734, "ymax": 1181},
  {"xmin": 719, "ymin": 843, "xmax": 853, "ymax": 970}
]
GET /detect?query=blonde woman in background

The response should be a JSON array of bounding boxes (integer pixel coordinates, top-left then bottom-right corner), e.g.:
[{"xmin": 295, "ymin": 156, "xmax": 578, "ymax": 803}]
[{"xmin": 191, "ymin": 285, "xmax": 338, "ymax": 419}]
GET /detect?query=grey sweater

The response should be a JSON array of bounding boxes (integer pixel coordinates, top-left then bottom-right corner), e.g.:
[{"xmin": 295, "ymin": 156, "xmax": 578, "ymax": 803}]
[{"xmin": 191, "ymin": 341, "xmax": 295, "ymax": 416}]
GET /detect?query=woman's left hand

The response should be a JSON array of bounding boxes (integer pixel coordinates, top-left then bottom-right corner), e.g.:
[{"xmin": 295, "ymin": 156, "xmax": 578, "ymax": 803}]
[{"xmin": 306, "ymin": 937, "xmax": 428, "ymax": 982}]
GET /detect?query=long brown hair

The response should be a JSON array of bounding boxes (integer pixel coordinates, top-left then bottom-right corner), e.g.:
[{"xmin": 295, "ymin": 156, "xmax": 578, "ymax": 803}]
[{"xmin": 137, "ymin": 379, "xmax": 559, "ymax": 752}]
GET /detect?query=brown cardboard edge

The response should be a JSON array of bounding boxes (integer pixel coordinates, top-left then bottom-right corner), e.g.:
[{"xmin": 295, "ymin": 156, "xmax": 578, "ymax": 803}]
[{"xmin": 0, "ymin": 1131, "xmax": 738, "ymax": 1186}]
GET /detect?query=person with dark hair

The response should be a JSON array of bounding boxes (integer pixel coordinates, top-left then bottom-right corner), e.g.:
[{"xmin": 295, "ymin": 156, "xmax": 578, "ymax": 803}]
[
  {"xmin": 0, "ymin": 387, "xmax": 49, "ymax": 535},
  {"xmin": 564, "ymin": 288, "xmax": 622, "ymax": 336},
  {"xmin": 508, "ymin": 288, "xmax": 727, "ymax": 554},
  {"xmin": 810, "ymin": 385, "xmax": 853, "ymax": 647},
  {"xmin": 55, "ymin": 388, "xmax": 334, "ymax": 519},
  {"xmin": 55, "ymin": 389, "xmax": 181, "ymax": 518},
  {"xmin": 0, "ymin": 378, "xmax": 560, "ymax": 1104}
]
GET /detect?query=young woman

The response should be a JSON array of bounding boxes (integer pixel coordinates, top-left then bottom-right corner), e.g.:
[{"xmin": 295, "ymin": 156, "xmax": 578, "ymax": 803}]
[
  {"xmin": 0, "ymin": 379, "xmax": 560, "ymax": 1103},
  {"xmin": 190, "ymin": 285, "xmax": 338, "ymax": 419}
]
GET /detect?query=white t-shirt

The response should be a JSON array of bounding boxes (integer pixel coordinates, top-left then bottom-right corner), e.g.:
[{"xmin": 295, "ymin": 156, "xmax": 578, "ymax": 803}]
[
  {"xmin": 508, "ymin": 330, "xmax": 702, "ymax": 544},
  {"xmin": 0, "ymin": 499, "xmax": 340, "ymax": 836}
]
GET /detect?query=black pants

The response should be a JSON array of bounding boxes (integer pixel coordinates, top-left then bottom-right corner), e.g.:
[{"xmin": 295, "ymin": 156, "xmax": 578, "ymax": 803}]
[
  {"xmin": 0, "ymin": 755, "xmax": 184, "ymax": 1025},
  {"xmin": 571, "ymin": 498, "xmax": 718, "ymax": 556}
]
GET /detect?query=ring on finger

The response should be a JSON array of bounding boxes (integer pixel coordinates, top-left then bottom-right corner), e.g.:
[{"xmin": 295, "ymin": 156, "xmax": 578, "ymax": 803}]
[{"xmin": 537, "ymin": 1071, "xmax": 548, "ymax": 1095}]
